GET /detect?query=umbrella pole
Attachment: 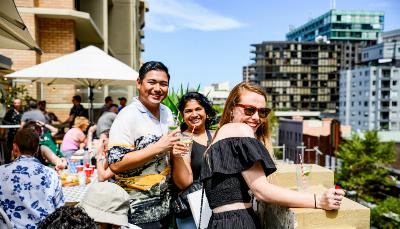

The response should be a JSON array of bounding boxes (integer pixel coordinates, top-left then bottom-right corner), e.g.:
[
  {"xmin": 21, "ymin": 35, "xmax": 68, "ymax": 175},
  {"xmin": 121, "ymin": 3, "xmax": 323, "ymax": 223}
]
[{"xmin": 88, "ymin": 86, "xmax": 94, "ymax": 123}]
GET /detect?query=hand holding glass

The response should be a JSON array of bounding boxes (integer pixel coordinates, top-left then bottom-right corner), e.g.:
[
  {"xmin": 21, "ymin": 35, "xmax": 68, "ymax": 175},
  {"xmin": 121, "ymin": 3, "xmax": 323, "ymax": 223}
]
[{"xmin": 179, "ymin": 133, "xmax": 193, "ymax": 158}]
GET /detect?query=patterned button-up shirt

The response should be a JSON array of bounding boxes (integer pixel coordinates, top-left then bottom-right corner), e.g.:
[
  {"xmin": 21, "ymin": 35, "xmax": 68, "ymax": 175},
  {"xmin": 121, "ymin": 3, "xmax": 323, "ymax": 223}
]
[
  {"xmin": 0, "ymin": 156, "xmax": 64, "ymax": 229},
  {"xmin": 108, "ymin": 97, "xmax": 174, "ymax": 225}
]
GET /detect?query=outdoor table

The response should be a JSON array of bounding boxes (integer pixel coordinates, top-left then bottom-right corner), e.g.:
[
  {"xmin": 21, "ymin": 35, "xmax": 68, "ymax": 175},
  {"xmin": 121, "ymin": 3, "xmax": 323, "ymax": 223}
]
[
  {"xmin": 62, "ymin": 169, "xmax": 97, "ymax": 206},
  {"xmin": 63, "ymin": 185, "xmax": 90, "ymax": 206}
]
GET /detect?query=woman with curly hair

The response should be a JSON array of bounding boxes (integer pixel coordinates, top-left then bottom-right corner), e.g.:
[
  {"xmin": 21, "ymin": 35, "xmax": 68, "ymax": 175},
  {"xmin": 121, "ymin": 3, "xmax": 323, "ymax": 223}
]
[{"xmin": 172, "ymin": 92, "xmax": 216, "ymax": 228}]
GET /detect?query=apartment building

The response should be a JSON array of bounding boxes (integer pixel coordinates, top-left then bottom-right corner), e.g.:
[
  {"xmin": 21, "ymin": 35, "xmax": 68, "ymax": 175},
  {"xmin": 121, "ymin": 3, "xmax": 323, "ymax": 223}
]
[
  {"xmin": 249, "ymin": 41, "xmax": 340, "ymax": 112},
  {"xmin": 339, "ymin": 66, "xmax": 400, "ymax": 131},
  {"xmin": 0, "ymin": 0, "xmax": 147, "ymax": 120},
  {"xmin": 286, "ymin": 9, "xmax": 384, "ymax": 70},
  {"xmin": 202, "ymin": 81, "xmax": 230, "ymax": 107}
]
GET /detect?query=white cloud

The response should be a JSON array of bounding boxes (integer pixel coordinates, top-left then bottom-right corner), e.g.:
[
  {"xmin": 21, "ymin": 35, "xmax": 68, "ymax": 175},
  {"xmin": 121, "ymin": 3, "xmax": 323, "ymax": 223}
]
[{"xmin": 146, "ymin": 0, "xmax": 244, "ymax": 32}]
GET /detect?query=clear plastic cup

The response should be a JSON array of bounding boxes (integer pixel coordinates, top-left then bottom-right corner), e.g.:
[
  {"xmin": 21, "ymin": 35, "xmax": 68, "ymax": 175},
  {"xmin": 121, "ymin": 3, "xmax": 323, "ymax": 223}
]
[
  {"xmin": 180, "ymin": 132, "xmax": 193, "ymax": 158},
  {"xmin": 296, "ymin": 164, "xmax": 312, "ymax": 192},
  {"xmin": 78, "ymin": 171, "xmax": 86, "ymax": 186}
]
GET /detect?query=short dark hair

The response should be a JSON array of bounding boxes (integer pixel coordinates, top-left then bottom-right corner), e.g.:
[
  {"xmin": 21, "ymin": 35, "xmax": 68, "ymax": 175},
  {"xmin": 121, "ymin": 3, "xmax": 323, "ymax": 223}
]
[
  {"xmin": 108, "ymin": 104, "xmax": 118, "ymax": 111},
  {"xmin": 178, "ymin": 92, "xmax": 216, "ymax": 131},
  {"xmin": 23, "ymin": 121, "xmax": 43, "ymax": 137},
  {"xmin": 73, "ymin": 95, "xmax": 82, "ymax": 103},
  {"xmin": 28, "ymin": 100, "xmax": 38, "ymax": 109},
  {"xmin": 14, "ymin": 128, "xmax": 39, "ymax": 155},
  {"xmin": 138, "ymin": 61, "xmax": 170, "ymax": 81},
  {"xmin": 38, "ymin": 206, "xmax": 97, "ymax": 229},
  {"xmin": 105, "ymin": 96, "xmax": 112, "ymax": 103},
  {"xmin": 118, "ymin": 97, "xmax": 127, "ymax": 101}
]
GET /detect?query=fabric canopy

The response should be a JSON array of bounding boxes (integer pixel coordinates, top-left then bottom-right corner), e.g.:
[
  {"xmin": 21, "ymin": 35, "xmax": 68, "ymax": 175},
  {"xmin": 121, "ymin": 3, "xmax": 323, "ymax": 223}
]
[
  {"xmin": 6, "ymin": 45, "xmax": 139, "ymax": 87},
  {"xmin": 6, "ymin": 45, "xmax": 138, "ymax": 122},
  {"xmin": 0, "ymin": 0, "xmax": 41, "ymax": 53}
]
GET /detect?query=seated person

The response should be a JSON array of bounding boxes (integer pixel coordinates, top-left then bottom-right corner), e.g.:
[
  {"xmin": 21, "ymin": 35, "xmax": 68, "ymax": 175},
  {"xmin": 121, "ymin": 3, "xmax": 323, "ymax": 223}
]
[
  {"xmin": 0, "ymin": 128, "xmax": 64, "ymax": 228},
  {"xmin": 38, "ymin": 206, "xmax": 97, "ymax": 229},
  {"xmin": 23, "ymin": 121, "xmax": 67, "ymax": 171},
  {"xmin": 61, "ymin": 116, "xmax": 96, "ymax": 158},
  {"xmin": 95, "ymin": 129, "xmax": 115, "ymax": 182}
]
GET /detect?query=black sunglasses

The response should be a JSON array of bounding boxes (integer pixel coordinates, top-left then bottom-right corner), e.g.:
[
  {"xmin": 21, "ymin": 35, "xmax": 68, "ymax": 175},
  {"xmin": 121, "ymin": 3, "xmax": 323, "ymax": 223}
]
[{"xmin": 234, "ymin": 104, "xmax": 271, "ymax": 118}]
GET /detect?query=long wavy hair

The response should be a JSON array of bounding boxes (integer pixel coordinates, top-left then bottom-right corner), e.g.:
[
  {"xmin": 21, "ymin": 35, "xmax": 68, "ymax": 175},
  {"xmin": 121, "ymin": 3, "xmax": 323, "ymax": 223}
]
[
  {"xmin": 204, "ymin": 82, "xmax": 274, "ymax": 159},
  {"xmin": 221, "ymin": 82, "xmax": 271, "ymax": 142}
]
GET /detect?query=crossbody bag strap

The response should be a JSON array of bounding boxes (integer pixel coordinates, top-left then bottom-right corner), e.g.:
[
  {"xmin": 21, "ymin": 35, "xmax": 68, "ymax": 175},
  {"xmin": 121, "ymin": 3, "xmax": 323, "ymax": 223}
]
[{"xmin": 198, "ymin": 187, "xmax": 205, "ymax": 229}]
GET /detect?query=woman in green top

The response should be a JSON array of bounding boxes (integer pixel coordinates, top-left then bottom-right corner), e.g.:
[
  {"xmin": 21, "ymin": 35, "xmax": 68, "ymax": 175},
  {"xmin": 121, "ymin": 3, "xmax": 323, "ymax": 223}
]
[{"xmin": 23, "ymin": 121, "xmax": 67, "ymax": 171}]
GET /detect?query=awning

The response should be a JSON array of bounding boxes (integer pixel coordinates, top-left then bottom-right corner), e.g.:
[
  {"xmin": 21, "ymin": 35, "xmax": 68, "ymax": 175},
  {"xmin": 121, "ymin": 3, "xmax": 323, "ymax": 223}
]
[{"xmin": 0, "ymin": 0, "xmax": 42, "ymax": 53}]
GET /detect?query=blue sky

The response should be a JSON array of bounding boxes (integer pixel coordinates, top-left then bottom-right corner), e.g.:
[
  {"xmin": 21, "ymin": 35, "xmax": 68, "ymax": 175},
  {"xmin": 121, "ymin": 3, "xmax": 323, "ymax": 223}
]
[{"xmin": 142, "ymin": 0, "xmax": 400, "ymax": 90}]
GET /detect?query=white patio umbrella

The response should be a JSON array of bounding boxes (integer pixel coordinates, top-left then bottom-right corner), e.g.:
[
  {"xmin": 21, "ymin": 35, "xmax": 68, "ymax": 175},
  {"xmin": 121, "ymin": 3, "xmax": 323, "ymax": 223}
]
[
  {"xmin": 0, "ymin": 0, "xmax": 41, "ymax": 53},
  {"xmin": 6, "ymin": 45, "xmax": 139, "ymax": 121}
]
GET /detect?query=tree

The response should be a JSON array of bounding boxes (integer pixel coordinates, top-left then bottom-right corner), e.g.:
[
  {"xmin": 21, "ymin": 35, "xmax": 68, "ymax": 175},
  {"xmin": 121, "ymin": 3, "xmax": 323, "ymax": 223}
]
[
  {"xmin": 0, "ymin": 85, "xmax": 33, "ymax": 109},
  {"xmin": 335, "ymin": 131, "xmax": 399, "ymax": 227},
  {"xmin": 335, "ymin": 131, "xmax": 395, "ymax": 203}
]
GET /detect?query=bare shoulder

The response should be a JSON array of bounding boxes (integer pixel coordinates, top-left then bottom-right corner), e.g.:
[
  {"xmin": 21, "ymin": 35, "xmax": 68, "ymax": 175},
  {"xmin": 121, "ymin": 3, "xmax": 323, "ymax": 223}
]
[{"xmin": 214, "ymin": 123, "xmax": 255, "ymax": 143}]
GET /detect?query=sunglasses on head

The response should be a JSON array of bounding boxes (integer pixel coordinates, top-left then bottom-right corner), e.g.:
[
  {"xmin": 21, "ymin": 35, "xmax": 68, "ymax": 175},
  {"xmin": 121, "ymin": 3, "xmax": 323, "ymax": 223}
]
[{"xmin": 234, "ymin": 104, "xmax": 271, "ymax": 118}]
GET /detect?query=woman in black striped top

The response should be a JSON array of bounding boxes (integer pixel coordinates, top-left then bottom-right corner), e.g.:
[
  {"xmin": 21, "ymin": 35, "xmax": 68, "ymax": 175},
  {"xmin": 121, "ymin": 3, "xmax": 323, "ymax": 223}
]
[{"xmin": 199, "ymin": 82, "xmax": 345, "ymax": 229}]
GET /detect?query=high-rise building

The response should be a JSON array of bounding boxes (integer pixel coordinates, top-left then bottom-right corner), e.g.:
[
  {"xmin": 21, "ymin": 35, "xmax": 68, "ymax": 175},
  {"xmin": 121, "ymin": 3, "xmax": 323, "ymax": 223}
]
[
  {"xmin": 0, "ymin": 0, "xmax": 147, "ymax": 121},
  {"xmin": 286, "ymin": 9, "xmax": 384, "ymax": 70},
  {"xmin": 339, "ymin": 39, "xmax": 400, "ymax": 131},
  {"xmin": 249, "ymin": 41, "xmax": 340, "ymax": 112}
]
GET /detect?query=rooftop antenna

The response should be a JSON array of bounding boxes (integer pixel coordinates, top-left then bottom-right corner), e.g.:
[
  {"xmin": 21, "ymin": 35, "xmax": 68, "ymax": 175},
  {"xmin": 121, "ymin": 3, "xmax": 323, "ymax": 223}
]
[{"xmin": 330, "ymin": 0, "xmax": 336, "ymax": 10}]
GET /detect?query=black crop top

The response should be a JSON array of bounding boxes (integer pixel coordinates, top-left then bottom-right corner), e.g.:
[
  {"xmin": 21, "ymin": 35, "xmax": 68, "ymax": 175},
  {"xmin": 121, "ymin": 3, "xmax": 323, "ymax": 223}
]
[{"xmin": 200, "ymin": 137, "xmax": 276, "ymax": 209}]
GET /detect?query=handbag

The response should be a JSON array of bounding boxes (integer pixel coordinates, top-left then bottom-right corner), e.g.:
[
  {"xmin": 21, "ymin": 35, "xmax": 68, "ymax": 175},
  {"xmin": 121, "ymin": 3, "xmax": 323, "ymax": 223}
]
[
  {"xmin": 171, "ymin": 181, "xmax": 203, "ymax": 218},
  {"xmin": 187, "ymin": 187, "xmax": 212, "ymax": 229}
]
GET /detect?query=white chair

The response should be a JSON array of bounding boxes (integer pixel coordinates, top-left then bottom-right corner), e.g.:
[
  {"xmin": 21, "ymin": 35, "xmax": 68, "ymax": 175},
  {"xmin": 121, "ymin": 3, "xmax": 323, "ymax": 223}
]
[{"xmin": 0, "ymin": 207, "xmax": 12, "ymax": 229}]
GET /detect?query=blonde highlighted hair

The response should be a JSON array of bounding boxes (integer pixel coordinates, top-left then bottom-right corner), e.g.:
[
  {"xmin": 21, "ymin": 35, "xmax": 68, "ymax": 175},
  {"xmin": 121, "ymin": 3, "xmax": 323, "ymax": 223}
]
[{"xmin": 73, "ymin": 116, "xmax": 89, "ymax": 130}]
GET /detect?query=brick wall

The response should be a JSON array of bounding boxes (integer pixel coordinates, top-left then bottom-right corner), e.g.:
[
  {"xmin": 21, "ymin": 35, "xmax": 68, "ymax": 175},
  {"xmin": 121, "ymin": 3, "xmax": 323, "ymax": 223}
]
[
  {"xmin": 38, "ymin": 18, "xmax": 75, "ymax": 54},
  {"xmin": 37, "ymin": 0, "xmax": 74, "ymax": 9},
  {"xmin": 36, "ymin": 18, "xmax": 76, "ymax": 120}
]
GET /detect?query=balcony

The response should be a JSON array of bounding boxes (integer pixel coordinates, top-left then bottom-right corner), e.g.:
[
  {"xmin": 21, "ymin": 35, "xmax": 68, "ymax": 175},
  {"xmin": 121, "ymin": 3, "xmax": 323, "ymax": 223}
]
[
  {"xmin": 258, "ymin": 163, "xmax": 370, "ymax": 228},
  {"xmin": 18, "ymin": 7, "xmax": 104, "ymax": 44}
]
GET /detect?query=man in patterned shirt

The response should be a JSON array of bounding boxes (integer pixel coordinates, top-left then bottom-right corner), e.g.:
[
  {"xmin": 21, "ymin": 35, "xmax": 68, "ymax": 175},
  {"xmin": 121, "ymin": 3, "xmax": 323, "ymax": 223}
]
[
  {"xmin": 0, "ymin": 128, "xmax": 64, "ymax": 228},
  {"xmin": 107, "ymin": 61, "xmax": 181, "ymax": 228}
]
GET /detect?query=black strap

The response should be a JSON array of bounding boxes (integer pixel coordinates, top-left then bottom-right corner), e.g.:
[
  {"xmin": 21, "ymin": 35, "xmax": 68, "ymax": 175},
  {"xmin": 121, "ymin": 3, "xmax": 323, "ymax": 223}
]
[
  {"xmin": 198, "ymin": 187, "xmax": 205, "ymax": 229},
  {"xmin": 205, "ymin": 129, "xmax": 212, "ymax": 146}
]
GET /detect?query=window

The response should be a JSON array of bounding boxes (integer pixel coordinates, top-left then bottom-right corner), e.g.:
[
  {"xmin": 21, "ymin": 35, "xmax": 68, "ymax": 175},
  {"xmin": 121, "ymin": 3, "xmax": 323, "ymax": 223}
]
[
  {"xmin": 393, "ymin": 81, "xmax": 397, "ymax": 86},
  {"xmin": 337, "ymin": 15, "xmax": 341, "ymax": 21},
  {"xmin": 372, "ymin": 80, "xmax": 376, "ymax": 85},
  {"xmin": 372, "ymin": 91, "xmax": 376, "ymax": 96},
  {"xmin": 364, "ymin": 101, "xmax": 368, "ymax": 106},
  {"xmin": 393, "ymin": 101, "xmax": 398, "ymax": 107}
]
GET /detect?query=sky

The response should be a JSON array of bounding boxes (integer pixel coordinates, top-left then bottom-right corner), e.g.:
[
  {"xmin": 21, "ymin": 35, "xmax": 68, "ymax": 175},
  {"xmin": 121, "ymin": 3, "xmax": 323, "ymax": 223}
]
[{"xmin": 142, "ymin": 0, "xmax": 400, "ymax": 91}]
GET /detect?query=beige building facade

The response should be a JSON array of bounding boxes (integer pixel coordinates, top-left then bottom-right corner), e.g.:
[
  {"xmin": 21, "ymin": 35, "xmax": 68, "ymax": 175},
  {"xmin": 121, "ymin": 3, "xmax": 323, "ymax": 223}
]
[{"xmin": 0, "ymin": 0, "xmax": 147, "ymax": 121}]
